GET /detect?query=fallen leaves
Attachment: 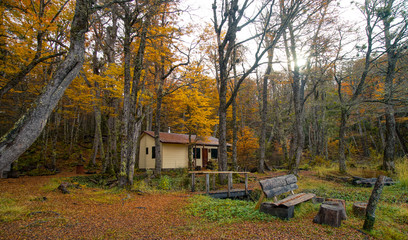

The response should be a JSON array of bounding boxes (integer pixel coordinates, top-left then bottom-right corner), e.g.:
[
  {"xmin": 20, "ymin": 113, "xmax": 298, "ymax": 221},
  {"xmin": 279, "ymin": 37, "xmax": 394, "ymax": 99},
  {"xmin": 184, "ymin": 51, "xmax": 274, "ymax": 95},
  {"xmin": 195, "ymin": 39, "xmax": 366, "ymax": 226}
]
[{"xmin": 0, "ymin": 172, "xmax": 375, "ymax": 239}]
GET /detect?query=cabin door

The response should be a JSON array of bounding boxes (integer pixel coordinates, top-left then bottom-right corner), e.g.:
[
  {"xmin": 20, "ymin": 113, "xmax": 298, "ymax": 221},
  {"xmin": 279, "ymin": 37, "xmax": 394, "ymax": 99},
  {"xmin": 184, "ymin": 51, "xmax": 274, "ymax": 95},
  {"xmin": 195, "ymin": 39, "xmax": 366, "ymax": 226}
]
[{"xmin": 202, "ymin": 147, "xmax": 208, "ymax": 168}]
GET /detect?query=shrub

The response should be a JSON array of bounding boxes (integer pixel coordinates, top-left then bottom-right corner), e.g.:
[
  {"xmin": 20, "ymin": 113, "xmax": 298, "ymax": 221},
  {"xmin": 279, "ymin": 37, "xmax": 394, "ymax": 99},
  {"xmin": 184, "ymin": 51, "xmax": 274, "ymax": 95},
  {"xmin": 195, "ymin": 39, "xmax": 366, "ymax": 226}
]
[
  {"xmin": 185, "ymin": 195, "xmax": 275, "ymax": 223},
  {"xmin": 157, "ymin": 175, "xmax": 172, "ymax": 190},
  {"xmin": 396, "ymin": 157, "xmax": 408, "ymax": 189}
]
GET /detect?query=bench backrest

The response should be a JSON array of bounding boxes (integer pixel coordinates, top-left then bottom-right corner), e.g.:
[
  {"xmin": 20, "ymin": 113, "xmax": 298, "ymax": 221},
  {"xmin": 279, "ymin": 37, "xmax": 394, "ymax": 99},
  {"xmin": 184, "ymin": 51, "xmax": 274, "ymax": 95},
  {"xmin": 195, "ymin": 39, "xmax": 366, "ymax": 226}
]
[{"xmin": 259, "ymin": 174, "xmax": 298, "ymax": 198}]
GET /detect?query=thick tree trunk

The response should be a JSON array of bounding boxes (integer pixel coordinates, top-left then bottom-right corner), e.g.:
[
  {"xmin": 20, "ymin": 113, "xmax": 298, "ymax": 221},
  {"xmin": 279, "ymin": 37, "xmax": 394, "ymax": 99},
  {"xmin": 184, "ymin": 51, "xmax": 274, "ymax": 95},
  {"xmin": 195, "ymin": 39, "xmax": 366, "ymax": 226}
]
[
  {"xmin": 363, "ymin": 175, "xmax": 386, "ymax": 231},
  {"xmin": 119, "ymin": 9, "xmax": 149, "ymax": 186},
  {"xmin": 218, "ymin": 91, "xmax": 228, "ymax": 182},
  {"xmin": 118, "ymin": 15, "xmax": 133, "ymax": 186},
  {"xmin": 383, "ymin": 105, "xmax": 396, "ymax": 171},
  {"xmin": 232, "ymin": 97, "xmax": 238, "ymax": 171},
  {"xmin": 0, "ymin": 0, "xmax": 91, "ymax": 172}
]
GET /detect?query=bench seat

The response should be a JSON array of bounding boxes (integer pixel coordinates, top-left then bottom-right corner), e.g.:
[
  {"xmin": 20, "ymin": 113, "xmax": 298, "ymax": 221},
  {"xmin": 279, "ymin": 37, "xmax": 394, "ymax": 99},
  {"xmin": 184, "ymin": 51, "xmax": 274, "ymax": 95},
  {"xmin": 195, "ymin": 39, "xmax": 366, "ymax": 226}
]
[{"xmin": 256, "ymin": 174, "xmax": 316, "ymax": 219}]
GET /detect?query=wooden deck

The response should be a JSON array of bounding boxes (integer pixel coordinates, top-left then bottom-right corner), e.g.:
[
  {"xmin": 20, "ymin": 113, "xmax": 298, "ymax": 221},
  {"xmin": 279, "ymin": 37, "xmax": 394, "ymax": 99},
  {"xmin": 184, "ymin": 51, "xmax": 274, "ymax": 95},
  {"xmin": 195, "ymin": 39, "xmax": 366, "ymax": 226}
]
[
  {"xmin": 209, "ymin": 189, "xmax": 252, "ymax": 199},
  {"xmin": 189, "ymin": 171, "xmax": 252, "ymax": 199}
]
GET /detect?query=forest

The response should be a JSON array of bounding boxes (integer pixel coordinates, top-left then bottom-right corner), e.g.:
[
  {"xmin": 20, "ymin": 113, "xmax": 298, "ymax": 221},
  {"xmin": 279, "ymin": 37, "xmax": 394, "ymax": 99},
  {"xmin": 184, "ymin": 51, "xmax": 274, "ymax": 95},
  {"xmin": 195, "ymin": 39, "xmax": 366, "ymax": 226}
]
[
  {"xmin": 0, "ymin": 0, "xmax": 408, "ymax": 239},
  {"xmin": 1, "ymin": 0, "xmax": 407, "ymax": 181}
]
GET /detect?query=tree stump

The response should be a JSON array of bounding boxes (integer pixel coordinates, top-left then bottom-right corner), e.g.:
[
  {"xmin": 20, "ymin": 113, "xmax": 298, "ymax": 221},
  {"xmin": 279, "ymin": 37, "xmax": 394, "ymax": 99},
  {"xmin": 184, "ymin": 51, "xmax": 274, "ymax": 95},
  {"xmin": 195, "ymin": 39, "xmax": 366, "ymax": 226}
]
[
  {"xmin": 313, "ymin": 201, "xmax": 347, "ymax": 227},
  {"xmin": 352, "ymin": 202, "xmax": 367, "ymax": 217},
  {"xmin": 326, "ymin": 198, "xmax": 346, "ymax": 211},
  {"xmin": 76, "ymin": 164, "xmax": 85, "ymax": 174}
]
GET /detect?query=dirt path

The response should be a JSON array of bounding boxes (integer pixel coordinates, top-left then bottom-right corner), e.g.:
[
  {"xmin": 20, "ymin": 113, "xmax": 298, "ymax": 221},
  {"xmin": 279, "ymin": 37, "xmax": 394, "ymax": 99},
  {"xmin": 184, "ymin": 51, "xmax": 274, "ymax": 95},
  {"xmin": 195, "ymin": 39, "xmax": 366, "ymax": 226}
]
[{"xmin": 0, "ymin": 173, "xmax": 371, "ymax": 239}]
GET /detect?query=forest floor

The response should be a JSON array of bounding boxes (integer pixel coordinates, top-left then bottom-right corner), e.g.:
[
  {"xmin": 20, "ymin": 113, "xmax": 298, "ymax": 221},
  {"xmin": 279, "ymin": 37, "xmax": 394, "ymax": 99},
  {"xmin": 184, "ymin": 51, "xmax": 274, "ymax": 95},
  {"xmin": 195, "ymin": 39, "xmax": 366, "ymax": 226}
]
[{"xmin": 0, "ymin": 170, "xmax": 404, "ymax": 239}]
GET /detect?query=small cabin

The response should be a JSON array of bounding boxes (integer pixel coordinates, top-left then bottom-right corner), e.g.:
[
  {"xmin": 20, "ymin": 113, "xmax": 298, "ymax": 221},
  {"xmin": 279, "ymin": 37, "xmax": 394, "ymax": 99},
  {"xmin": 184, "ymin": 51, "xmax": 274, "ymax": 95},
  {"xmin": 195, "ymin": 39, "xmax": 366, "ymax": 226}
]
[{"xmin": 139, "ymin": 131, "xmax": 223, "ymax": 169}]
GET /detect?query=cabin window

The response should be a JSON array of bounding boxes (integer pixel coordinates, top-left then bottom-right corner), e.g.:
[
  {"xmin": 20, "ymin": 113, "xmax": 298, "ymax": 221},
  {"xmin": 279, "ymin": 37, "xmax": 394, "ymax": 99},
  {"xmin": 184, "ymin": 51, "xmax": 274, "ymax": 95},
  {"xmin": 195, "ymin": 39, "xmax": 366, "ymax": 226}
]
[
  {"xmin": 146, "ymin": 147, "xmax": 148, "ymax": 155},
  {"xmin": 152, "ymin": 146, "xmax": 156, "ymax": 158},
  {"xmin": 193, "ymin": 148, "xmax": 201, "ymax": 159},
  {"xmin": 211, "ymin": 149, "xmax": 218, "ymax": 159}
]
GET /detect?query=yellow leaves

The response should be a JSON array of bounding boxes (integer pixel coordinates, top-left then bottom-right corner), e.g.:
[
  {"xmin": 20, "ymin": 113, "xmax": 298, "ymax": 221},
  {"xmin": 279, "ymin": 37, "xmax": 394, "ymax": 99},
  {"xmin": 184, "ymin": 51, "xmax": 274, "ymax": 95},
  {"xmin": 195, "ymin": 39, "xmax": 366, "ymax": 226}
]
[
  {"xmin": 165, "ymin": 82, "xmax": 218, "ymax": 138},
  {"xmin": 237, "ymin": 126, "xmax": 259, "ymax": 166}
]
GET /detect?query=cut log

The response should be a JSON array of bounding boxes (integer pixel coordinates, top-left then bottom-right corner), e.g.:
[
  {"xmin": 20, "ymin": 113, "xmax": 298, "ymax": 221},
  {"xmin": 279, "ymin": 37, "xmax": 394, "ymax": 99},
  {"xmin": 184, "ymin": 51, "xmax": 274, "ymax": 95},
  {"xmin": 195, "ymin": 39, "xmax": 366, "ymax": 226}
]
[
  {"xmin": 352, "ymin": 202, "xmax": 367, "ymax": 217},
  {"xmin": 352, "ymin": 176, "xmax": 394, "ymax": 187},
  {"xmin": 313, "ymin": 201, "xmax": 347, "ymax": 227},
  {"xmin": 313, "ymin": 197, "xmax": 325, "ymax": 204}
]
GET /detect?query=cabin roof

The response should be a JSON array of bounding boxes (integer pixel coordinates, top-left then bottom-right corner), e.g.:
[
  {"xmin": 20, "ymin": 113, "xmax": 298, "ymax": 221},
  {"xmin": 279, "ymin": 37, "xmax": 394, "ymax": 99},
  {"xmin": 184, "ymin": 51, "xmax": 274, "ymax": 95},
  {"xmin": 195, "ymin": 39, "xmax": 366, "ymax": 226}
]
[{"xmin": 142, "ymin": 131, "xmax": 230, "ymax": 146}]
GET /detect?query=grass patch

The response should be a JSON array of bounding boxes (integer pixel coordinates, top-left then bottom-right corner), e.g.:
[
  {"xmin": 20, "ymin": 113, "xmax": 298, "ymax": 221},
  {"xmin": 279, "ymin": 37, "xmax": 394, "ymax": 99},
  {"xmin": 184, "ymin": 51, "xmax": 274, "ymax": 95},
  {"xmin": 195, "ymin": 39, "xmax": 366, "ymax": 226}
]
[
  {"xmin": 39, "ymin": 178, "xmax": 63, "ymax": 192},
  {"xmin": 185, "ymin": 195, "xmax": 275, "ymax": 223},
  {"xmin": 396, "ymin": 157, "xmax": 408, "ymax": 189},
  {"xmin": 0, "ymin": 197, "xmax": 27, "ymax": 222},
  {"xmin": 86, "ymin": 190, "xmax": 123, "ymax": 204}
]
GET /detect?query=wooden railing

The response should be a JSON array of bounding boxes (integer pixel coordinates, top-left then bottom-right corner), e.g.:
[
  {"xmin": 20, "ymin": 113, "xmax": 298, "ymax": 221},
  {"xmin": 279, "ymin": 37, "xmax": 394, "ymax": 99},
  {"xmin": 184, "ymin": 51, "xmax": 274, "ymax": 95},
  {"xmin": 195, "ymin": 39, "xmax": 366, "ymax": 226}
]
[{"xmin": 189, "ymin": 171, "xmax": 250, "ymax": 198}]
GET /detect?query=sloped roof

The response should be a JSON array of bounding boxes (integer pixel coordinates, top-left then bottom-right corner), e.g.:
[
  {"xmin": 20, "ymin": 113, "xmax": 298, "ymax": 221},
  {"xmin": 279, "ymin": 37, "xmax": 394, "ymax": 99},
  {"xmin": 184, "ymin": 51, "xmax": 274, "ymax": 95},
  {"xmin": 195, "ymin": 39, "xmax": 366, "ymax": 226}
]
[{"xmin": 143, "ymin": 131, "xmax": 229, "ymax": 146}]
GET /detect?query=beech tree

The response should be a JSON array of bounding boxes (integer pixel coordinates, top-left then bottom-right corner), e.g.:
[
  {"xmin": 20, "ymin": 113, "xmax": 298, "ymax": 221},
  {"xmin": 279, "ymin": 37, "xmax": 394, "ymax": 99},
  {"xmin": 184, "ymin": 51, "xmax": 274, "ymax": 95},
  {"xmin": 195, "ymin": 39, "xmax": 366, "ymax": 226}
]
[
  {"xmin": 0, "ymin": 0, "xmax": 72, "ymax": 101},
  {"xmin": 334, "ymin": 0, "xmax": 380, "ymax": 173},
  {"xmin": 211, "ymin": 0, "xmax": 300, "ymax": 179},
  {"xmin": 0, "ymin": 0, "xmax": 96, "ymax": 171},
  {"xmin": 377, "ymin": 0, "xmax": 408, "ymax": 172}
]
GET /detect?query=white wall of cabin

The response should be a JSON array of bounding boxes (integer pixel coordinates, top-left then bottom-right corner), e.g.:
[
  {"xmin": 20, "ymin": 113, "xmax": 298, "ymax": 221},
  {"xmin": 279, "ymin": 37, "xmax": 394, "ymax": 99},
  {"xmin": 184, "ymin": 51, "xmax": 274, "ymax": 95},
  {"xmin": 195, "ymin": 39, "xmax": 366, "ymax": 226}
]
[{"xmin": 162, "ymin": 144, "xmax": 188, "ymax": 168}]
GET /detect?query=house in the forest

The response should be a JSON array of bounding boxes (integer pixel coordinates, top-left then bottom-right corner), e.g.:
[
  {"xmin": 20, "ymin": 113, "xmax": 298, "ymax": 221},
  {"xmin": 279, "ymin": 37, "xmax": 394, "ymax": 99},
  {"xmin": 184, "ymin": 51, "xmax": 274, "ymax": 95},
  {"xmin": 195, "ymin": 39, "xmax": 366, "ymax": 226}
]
[{"xmin": 139, "ymin": 131, "xmax": 224, "ymax": 169}]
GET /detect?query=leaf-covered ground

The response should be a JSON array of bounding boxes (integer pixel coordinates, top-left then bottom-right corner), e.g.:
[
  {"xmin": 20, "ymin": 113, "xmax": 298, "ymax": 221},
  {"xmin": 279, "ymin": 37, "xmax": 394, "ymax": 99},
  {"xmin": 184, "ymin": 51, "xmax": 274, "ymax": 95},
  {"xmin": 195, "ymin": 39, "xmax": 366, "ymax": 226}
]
[{"xmin": 0, "ymin": 172, "xmax": 378, "ymax": 239}]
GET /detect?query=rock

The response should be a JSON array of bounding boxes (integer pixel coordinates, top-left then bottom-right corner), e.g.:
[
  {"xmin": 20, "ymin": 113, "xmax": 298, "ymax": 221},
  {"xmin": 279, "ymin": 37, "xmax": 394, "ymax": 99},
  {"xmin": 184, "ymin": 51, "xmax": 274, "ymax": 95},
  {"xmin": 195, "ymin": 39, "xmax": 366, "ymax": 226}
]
[{"xmin": 58, "ymin": 182, "xmax": 71, "ymax": 194}]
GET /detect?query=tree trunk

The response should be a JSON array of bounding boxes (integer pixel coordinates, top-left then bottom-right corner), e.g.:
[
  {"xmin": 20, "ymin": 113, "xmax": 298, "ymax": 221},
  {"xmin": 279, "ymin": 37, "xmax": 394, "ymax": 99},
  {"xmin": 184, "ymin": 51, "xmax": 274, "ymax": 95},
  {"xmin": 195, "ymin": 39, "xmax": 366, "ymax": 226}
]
[
  {"xmin": 383, "ymin": 105, "xmax": 396, "ymax": 172},
  {"xmin": 363, "ymin": 175, "xmax": 386, "ymax": 231},
  {"xmin": 259, "ymin": 46, "xmax": 273, "ymax": 173},
  {"xmin": 338, "ymin": 108, "xmax": 349, "ymax": 173},
  {"xmin": 0, "ymin": 0, "xmax": 91, "ymax": 172},
  {"xmin": 154, "ymin": 89, "xmax": 163, "ymax": 176},
  {"xmin": 118, "ymin": 13, "xmax": 133, "ymax": 186}
]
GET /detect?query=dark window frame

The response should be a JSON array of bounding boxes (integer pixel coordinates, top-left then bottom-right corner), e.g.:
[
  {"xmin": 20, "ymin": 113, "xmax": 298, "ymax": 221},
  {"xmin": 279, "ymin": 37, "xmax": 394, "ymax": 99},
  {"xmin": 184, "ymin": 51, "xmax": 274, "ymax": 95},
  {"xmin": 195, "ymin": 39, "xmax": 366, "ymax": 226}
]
[
  {"xmin": 211, "ymin": 149, "xmax": 218, "ymax": 159},
  {"xmin": 152, "ymin": 146, "xmax": 156, "ymax": 159},
  {"xmin": 193, "ymin": 148, "xmax": 201, "ymax": 159}
]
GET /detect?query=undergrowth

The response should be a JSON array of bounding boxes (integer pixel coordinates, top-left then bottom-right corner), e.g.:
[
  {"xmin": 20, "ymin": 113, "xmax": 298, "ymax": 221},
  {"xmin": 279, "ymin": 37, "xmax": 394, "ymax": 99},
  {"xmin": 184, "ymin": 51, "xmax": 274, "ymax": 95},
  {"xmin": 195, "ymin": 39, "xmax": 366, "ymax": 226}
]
[
  {"xmin": 396, "ymin": 157, "xmax": 408, "ymax": 189},
  {"xmin": 0, "ymin": 197, "xmax": 27, "ymax": 222},
  {"xmin": 185, "ymin": 195, "xmax": 275, "ymax": 223}
]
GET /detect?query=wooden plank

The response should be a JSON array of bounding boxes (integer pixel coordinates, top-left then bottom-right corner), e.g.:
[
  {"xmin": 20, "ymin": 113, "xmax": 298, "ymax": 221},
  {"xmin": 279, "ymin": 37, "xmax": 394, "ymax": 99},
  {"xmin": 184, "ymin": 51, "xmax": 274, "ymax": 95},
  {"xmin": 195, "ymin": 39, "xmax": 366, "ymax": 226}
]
[
  {"xmin": 272, "ymin": 193, "xmax": 316, "ymax": 207},
  {"xmin": 245, "ymin": 173, "xmax": 248, "ymax": 195},
  {"xmin": 254, "ymin": 192, "xmax": 265, "ymax": 210},
  {"xmin": 189, "ymin": 171, "xmax": 250, "ymax": 174},
  {"xmin": 191, "ymin": 173, "xmax": 195, "ymax": 192},
  {"xmin": 259, "ymin": 175, "xmax": 297, "ymax": 190},
  {"xmin": 263, "ymin": 183, "xmax": 298, "ymax": 198},
  {"xmin": 212, "ymin": 174, "xmax": 216, "ymax": 189},
  {"xmin": 209, "ymin": 189, "xmax": 252, "ymax": 199},
  {"xmin": 206, "ymin": 173, "xmax": 210, "ymax": 194},
  {"xmin": 227, "ymin": 173, "xmax": 232, "ymax": 198}
]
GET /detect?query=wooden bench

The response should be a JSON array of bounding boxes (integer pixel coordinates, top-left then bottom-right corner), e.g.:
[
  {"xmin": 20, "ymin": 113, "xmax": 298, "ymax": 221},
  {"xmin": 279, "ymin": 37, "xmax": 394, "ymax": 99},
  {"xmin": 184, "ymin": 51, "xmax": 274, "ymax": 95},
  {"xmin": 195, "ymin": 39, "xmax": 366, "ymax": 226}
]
[{"xmin": 255, "ymin": 174, "xmax": 316, "ymax": 219}]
